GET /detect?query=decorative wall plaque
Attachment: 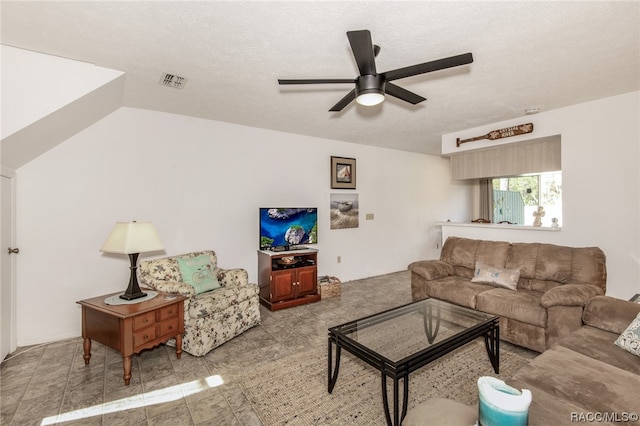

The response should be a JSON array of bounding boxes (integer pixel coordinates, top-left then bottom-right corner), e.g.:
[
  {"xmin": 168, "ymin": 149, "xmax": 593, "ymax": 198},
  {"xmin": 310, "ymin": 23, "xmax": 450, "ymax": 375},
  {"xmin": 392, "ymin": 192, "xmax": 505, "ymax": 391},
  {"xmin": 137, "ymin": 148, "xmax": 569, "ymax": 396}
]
[{"xmin": 456, "ymin": 123, "xmax": 534, "ymax": 147}]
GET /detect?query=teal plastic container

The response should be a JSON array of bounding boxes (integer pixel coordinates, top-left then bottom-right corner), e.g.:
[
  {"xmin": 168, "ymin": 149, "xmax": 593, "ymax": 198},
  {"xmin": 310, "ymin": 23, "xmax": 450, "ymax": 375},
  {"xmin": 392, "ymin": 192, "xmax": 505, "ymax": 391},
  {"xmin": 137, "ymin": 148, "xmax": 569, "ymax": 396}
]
[{"xmin": 478, "ymin": 376, "xmax": 532, "ymax": 426}]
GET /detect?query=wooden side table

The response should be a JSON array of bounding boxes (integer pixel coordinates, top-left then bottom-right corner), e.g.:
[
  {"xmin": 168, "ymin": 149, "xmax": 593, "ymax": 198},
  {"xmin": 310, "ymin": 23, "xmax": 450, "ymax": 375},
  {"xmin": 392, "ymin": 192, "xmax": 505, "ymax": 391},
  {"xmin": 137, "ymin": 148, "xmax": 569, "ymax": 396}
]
[{"xmin": 77, "ymin": 292, "xmax": 186, "ymax": 385}]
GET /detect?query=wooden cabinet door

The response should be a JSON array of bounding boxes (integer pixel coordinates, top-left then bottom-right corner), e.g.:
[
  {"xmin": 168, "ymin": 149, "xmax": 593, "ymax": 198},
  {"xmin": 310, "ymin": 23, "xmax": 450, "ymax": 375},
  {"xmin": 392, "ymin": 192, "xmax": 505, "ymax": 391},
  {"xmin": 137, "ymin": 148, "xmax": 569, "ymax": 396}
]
[
  {"xmin": 271, "ymin": 270, "xmax": 295, "ymax": 302},
  {"xmin": 296, "ymin": 266, "xmax": 317, "ymax": 296}
]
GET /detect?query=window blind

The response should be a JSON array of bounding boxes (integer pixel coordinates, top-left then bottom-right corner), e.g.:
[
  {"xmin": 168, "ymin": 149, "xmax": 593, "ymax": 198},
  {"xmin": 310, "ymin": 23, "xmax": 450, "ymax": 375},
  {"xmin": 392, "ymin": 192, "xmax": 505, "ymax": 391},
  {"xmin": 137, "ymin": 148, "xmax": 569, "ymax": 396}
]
[{"xmin": 449, "ymin": 135, "xmax": 561, "ymax": 180}]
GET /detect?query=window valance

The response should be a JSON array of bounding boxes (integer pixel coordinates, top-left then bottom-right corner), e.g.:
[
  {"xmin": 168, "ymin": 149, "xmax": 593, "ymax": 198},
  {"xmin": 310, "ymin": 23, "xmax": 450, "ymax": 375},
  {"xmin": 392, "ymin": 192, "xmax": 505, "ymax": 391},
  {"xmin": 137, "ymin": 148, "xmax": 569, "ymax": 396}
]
[{"xmin": 449, "ymin": 135, "xmax": 561, "ymax": 180}]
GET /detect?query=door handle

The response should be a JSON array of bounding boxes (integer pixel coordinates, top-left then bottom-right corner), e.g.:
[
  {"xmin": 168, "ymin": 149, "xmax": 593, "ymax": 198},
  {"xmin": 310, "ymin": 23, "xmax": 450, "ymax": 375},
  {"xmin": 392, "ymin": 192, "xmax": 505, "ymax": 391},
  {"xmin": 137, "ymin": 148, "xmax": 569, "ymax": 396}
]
[{"xmin": 7, "ymin": 247, "xmax": 19, "ymax": 254}]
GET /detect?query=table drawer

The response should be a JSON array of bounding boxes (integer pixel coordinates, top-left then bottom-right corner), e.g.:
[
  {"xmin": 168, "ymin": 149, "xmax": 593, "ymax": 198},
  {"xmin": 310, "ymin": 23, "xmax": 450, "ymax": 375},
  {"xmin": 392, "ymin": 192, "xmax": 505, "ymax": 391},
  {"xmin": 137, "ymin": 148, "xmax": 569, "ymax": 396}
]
[
  {"xmin": 159, "ymin": 304, "xmax": 180, "ymax": 321},
  {"xmin": 158, "ymin": 319, "xmax": 179, "ymax": 338},
  {"xmin": 133, "ymin": 326, "xmax": 157, "ymax": 347},
  {"xmin": 133, "ymin": 311, "xmax": 156, "ymax": 331}
]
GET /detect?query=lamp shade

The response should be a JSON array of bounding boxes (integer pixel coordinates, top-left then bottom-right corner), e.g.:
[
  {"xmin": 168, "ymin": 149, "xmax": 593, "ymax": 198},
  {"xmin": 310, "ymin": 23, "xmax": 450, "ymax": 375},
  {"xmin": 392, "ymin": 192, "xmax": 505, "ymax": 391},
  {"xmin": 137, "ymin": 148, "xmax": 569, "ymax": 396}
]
[{"xmin": 101, "ymin": 221, "xmax": 164, "ymax": 254}]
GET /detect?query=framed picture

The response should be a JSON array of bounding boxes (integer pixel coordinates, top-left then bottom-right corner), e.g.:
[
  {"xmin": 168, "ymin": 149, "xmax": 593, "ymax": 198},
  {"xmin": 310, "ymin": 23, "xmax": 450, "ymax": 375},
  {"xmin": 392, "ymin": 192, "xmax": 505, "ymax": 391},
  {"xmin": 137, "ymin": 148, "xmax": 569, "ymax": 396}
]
[
  {"xmin": 330, "ymin": 193, "xmax": 359, "ymax": 229},
  {"xmin": 331, "ymin": 156, "xmax": 356, "ymax": 189}
]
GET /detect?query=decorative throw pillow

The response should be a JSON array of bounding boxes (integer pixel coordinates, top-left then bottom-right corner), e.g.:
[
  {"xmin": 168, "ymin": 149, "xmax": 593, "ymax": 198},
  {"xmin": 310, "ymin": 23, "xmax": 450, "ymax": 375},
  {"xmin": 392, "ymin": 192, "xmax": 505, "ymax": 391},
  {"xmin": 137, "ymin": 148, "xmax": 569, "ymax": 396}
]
[
  {"xmin": 614, "ymin": 312, "xmax": 640, "ymax": 357},
  {"xmin": 176, "ymin": 255, "xmax": 221, "ymax": 295},
  {"xmin": 471, "ymin": 262, "xmax": 520, "ymax": 291}
]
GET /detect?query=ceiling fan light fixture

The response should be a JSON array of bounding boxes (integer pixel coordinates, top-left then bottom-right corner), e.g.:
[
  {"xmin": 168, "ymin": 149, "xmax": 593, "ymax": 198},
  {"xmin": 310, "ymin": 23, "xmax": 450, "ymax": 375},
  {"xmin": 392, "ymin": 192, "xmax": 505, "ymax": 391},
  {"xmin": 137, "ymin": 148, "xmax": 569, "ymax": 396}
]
[
  {"xmin": 356, "ymin": 91, "xmax": 385, "ymax": 106},
  {"xmin": 355, "ymin": 75, "xmax": 386, "ymax": 106},
  {"xmin": 278, "ymin": 30, "xmax": 473, "ymax": 111}
]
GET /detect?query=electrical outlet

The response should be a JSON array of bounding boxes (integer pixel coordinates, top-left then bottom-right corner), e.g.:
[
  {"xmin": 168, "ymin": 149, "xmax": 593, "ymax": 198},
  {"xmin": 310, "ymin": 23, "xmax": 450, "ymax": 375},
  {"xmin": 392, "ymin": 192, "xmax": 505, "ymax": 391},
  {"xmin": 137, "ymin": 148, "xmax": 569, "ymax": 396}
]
[
  {"xmin": 337, "ymin": 256, "xmax": 341, "ymax": 263},
  {"xmin": 365, "ymin": 213, "xmax": 374, "ymax": 220}
]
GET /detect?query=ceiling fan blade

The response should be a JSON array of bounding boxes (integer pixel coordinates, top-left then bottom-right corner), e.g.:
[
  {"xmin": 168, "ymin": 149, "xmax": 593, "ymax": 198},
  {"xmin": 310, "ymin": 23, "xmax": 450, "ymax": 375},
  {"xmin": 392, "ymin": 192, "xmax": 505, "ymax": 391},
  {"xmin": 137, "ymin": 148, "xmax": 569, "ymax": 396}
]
[
  {"xmin": 384, "ymin": 52, "xmax": 473, "ymax": 81},
  {"xmin": 329, "ymin": 89, "xmax": 356, "ymax": 112},
  {"xmin": 278, "ymin": 79, "xmax": 355, "ymax": 85},
  {"xmin": 347, "ymin": 30, "xmax": 377, "ymax": 76},
  {"xmin": 384, "ymin": 82, "xmax": 426, "ymax": 105}
]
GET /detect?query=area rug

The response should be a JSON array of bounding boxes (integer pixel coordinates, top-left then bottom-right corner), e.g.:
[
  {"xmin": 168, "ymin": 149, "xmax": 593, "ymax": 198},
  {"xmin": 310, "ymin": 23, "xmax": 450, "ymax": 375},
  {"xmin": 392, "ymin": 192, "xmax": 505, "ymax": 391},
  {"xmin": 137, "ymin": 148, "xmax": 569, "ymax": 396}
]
[{"xmin": 238, "ymin": 340, "xmax": 532, "ymax": 425}]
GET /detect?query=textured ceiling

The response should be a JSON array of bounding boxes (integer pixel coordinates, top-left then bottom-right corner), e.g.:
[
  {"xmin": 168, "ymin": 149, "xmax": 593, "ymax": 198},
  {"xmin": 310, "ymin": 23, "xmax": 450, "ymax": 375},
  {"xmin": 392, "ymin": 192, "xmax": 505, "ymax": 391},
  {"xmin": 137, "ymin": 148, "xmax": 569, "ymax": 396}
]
[{"xmin": 2, "ymin": 1, "xmax": 639, "ymax": 155}]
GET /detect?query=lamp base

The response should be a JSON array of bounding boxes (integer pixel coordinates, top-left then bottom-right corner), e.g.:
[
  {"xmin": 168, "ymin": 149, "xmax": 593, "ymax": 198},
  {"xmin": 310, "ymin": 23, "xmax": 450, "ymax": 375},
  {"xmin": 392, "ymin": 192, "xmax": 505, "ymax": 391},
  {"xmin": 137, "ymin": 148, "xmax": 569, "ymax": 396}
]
[
  {"xmin": 119, "ymin": 290, "xmax": 147, "ymax": 301},
  {"xmin": 119, "ymin": 252, "xmax": 147, "ymax": 301}
]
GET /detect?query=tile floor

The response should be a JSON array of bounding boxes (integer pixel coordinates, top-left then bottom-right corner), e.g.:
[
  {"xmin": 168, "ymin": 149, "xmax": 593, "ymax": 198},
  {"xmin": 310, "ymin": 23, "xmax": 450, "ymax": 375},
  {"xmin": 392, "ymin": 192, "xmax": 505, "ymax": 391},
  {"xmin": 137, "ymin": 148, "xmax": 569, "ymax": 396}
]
[{"xmin": 1, "ymin": 271, "xmax": 418, "ymax": 425}]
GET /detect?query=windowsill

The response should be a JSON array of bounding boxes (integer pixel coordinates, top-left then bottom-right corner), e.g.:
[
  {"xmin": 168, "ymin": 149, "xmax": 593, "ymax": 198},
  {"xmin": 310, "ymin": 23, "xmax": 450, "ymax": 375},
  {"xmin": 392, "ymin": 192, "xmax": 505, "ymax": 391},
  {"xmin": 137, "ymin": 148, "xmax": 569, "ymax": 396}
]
[{"xmin": 436, "ymin": 222, "xmax": 562, "ymax": 231}]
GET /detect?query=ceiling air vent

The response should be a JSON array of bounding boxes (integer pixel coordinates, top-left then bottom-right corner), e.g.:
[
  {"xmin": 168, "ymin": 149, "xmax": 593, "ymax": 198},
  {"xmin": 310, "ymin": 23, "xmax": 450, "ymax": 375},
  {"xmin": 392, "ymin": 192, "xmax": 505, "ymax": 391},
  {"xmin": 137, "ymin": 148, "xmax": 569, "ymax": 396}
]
[{"xmin": 159, "ymin": 73, "xmax": 187, "ymax": 90}]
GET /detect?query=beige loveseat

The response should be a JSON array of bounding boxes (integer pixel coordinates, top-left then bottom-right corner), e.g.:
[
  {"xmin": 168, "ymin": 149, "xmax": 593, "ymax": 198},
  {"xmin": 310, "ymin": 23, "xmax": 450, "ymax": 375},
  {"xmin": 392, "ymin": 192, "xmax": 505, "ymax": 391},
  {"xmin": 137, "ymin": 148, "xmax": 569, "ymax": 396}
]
[
  {"xmin": 139, "ymin": 251, "xmax": 261, "ymax": 357},
  {"xmin": 509, "ymin": 295, "xmax": 640, "ymax": 425},
  {"xmin": 408, "ymin": 237, "xmax": 607, "ymax": 352}
]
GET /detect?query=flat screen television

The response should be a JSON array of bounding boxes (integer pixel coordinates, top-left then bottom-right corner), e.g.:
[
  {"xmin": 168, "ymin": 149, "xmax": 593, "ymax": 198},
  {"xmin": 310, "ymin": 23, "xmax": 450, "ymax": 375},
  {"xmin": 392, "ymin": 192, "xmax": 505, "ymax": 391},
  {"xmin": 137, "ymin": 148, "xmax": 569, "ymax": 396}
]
[{"xmin": 259, "ymin": 208, "xmax": 318, "ymax": 250}]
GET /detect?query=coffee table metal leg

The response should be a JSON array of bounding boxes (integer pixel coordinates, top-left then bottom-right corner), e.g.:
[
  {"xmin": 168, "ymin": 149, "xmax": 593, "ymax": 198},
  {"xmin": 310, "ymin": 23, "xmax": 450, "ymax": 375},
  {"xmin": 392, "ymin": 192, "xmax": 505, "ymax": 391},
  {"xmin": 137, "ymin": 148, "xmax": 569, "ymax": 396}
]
[
  {"xmin": 483, "ymin": 323, "xmax": 500, "ymax": 373},
  {"xmin": 423, "ymin": 303, "xmax": 441, "ymax": 344},
  {"xmin": 381, "ymin": 372, "xmax": 409, "ymax": 426},
  {"xmin": 381, "ymin": 372, "xmax": 392, "ymax": 426},
  {"xmin": 328, "ymin": 336, "xmax": 342, "ymax": 393},
  {"xmin": 401, "ymin": 375, "xmax": 409, "ymax": 422}
]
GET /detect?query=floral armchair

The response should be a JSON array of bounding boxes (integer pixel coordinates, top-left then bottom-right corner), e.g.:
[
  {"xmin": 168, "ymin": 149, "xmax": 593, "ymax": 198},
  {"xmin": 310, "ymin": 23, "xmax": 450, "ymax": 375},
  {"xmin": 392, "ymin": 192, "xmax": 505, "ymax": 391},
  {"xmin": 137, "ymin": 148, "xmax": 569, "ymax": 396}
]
[{"xmin": 138, "ymin": 251, "xmax": 260, "ymax": 357}]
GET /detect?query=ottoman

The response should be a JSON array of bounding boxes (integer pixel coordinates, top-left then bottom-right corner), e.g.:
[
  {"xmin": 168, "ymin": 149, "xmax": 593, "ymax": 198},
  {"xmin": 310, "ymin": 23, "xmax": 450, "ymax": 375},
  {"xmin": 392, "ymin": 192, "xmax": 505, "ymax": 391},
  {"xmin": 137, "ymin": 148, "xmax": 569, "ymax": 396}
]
[{"xmin": 403, "ymin": 398, "xmax": 478, "ymax": 426}]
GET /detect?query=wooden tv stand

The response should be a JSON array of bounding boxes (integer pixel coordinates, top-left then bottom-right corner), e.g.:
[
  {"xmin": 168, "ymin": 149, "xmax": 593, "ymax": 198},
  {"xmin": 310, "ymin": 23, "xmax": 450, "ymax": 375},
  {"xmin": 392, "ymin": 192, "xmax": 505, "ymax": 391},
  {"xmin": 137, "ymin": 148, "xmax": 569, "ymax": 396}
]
[{"xmin": 258, "ymin": 248, "xmax": 320, "ymax": 311}]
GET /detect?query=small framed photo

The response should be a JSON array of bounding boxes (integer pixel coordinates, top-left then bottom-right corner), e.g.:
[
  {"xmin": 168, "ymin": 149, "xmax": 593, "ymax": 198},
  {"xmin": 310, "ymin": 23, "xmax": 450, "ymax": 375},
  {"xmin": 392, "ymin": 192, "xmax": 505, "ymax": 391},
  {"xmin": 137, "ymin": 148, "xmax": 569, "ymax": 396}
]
[{"xmin": 331, "ymin": 156, "xmax": 356, "ymax": 189}]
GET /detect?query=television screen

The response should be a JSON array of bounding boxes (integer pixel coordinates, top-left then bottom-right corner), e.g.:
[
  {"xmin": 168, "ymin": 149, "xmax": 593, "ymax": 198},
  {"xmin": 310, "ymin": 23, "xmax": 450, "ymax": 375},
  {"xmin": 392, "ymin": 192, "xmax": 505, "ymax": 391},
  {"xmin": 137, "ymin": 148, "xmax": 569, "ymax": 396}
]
[{"xmin": 260, "ymin": 208, "xmax": 318, "ymax": 250}]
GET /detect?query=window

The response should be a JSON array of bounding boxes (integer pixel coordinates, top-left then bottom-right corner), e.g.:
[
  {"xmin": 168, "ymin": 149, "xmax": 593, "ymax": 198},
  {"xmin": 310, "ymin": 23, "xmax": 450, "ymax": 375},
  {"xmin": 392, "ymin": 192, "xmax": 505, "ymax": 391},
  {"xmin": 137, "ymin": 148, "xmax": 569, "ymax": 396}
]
[{"xmin": 491, "ymin": 172, "xmax": 562, "ymax": 227}]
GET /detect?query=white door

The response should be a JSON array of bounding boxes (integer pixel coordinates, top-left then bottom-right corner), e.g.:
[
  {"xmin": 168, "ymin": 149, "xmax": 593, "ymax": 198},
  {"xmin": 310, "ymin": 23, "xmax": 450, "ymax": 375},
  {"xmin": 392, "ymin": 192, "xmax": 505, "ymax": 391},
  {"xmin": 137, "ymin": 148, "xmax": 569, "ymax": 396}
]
[{"xmin": 1, "ymin": 175, "xmax": 16, "ymax": 360}]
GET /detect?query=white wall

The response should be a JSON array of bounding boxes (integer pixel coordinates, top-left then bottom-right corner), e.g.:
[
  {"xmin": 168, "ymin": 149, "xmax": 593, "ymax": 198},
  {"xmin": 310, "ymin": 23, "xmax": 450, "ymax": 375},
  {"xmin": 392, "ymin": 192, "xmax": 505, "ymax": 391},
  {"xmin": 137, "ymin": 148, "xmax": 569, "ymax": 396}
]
[
  {"xmin": 14, "ymin": 107, "xmax": 470, "ymax": 346},
  {"xmin": 441, "ymin": 91, "xmax": 640, "ymax": 300},
  {"xmin": 1, "ymin": 45, "xmax": 124, "ymax": 139}
]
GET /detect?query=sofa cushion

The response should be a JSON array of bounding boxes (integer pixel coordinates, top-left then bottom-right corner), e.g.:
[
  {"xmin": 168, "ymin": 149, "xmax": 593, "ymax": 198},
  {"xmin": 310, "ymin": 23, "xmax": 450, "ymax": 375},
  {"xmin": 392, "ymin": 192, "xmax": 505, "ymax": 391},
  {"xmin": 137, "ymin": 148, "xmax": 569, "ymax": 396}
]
[
  {"xmin": 475, "ymin": 240, "xmax": 511, "ymax": 268},
  {"xmin": 426, "ymin": 276, "xmax": 494, "ymax": 308},
  {"xmin": 509, "ymin": 345, "xmax": 640, "ymax": 422},
  {"xmin": 177, "ymin": 255, "xmax": 221, "ymax": 295},
  {"xmin": 187, "ymin": 284, "xmax": 259, "ymax": 319},
  {"xmin": 558, "ymin": 326, "xmax": 640, "ymax": 375},
  {"xmin": 534, "ymin": 244, "xmax": 573, "ymax": 284},
  {"xmin": 476, "ymin": 289, "xmax": 546, "ymax": 327},
  {"xmin": 440, "ymin": 237, "xmax": 481, "ymax": 269},
  {"xmin": 614, "ymin": 312, "xmax": 640, "ymax": 357},
  {"xmin": 570, "ymin": 247, "xmax": 607, "ymax": 291},
  {"xmin": 440, "ymin": 237, "xmax": 510, "ymax": 270},
  {"xmin": 471, "ymin": 262, "xmax": 520, "ymax": 290},
  {"xmin": 506, "ymin": 243, "xmax": 576, "ymax": 291},
  {"xmin": 505, "ymin": 377, "xmax": 584, "ymax": 426},
  {"xmin": 506, "ymin": 243, "xmax": 539, "ymax": 281},
  {"xmin": 140, "ymin": 251, "xmax": 219, "ymax": 285}
]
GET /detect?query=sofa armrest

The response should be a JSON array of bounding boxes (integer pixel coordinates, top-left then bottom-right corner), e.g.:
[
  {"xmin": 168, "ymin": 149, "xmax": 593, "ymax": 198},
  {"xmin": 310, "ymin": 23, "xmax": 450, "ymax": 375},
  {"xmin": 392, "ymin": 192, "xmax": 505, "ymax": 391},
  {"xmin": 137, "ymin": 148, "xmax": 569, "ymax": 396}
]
[
  {"xmin": 143, "ymin": 279, "xmax": 196, "ymax": 298},
  {"xmin": 216, "ymin": 267, "xmax": 249, "ymax": 287},
  {"xmin": 540, "ymin": 284, "xmax": 604, "ymax": 308},
  {"xmin": 582, "ymin": 295, "xmax": 640, "ymax": 334},
  {"xmin": 408, "ymin": 260, "xmax": 455, "ymax": 281}
]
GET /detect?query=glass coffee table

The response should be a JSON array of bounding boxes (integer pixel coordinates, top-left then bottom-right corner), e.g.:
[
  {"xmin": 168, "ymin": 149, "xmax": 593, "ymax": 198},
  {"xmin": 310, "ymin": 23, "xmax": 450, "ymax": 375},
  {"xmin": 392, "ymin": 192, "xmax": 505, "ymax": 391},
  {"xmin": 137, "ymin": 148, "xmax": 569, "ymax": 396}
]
[{"xmin": 327, "ymin": 298, "xmax": 499, "ymax": 426}]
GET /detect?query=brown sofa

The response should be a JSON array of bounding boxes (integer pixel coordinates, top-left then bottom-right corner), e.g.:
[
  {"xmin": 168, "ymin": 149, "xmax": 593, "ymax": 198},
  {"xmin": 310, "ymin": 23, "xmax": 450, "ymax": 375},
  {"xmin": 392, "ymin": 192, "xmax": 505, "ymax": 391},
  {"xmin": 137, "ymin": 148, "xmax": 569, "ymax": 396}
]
[
  {"xmin": 408, "ymin": 237, "xmax": 607, "ymax": 352},
  {"xmin": 403, "ymin": 296, "xmax": 640, "ymax": 425},
  {"xmin": 509, "ymin": 295, "xmax": 640, "ymax": 425}
]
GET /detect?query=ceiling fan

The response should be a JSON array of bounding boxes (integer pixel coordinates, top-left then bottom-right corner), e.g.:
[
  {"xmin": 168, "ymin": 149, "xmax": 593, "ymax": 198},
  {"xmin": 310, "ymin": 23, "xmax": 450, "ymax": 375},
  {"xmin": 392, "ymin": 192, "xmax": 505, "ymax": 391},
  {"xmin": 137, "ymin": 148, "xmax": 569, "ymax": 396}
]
[{"xmin": 278, "ymin": 30, "xmax": 473, "ymax": 112}]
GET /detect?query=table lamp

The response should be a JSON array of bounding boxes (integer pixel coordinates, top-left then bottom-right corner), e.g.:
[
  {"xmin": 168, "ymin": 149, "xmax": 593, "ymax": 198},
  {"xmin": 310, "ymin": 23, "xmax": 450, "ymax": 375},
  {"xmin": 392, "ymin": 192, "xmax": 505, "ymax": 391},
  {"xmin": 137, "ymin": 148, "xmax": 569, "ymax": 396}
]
[{"xmin": 101, "ymin": 221, "xmax": 164, "ymax": 300}]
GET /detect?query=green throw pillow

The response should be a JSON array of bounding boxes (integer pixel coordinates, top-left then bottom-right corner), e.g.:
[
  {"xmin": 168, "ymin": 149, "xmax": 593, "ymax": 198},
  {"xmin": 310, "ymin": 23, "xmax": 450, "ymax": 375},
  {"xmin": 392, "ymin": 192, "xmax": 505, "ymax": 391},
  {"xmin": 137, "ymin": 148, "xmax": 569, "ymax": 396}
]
[
  {"xmin": 615, "ymin": 312, "xmax": 640, "ymax": 357},
  {"xmin": 176, "ymin": 255, "xmax": 221, "ymax": 295}
]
